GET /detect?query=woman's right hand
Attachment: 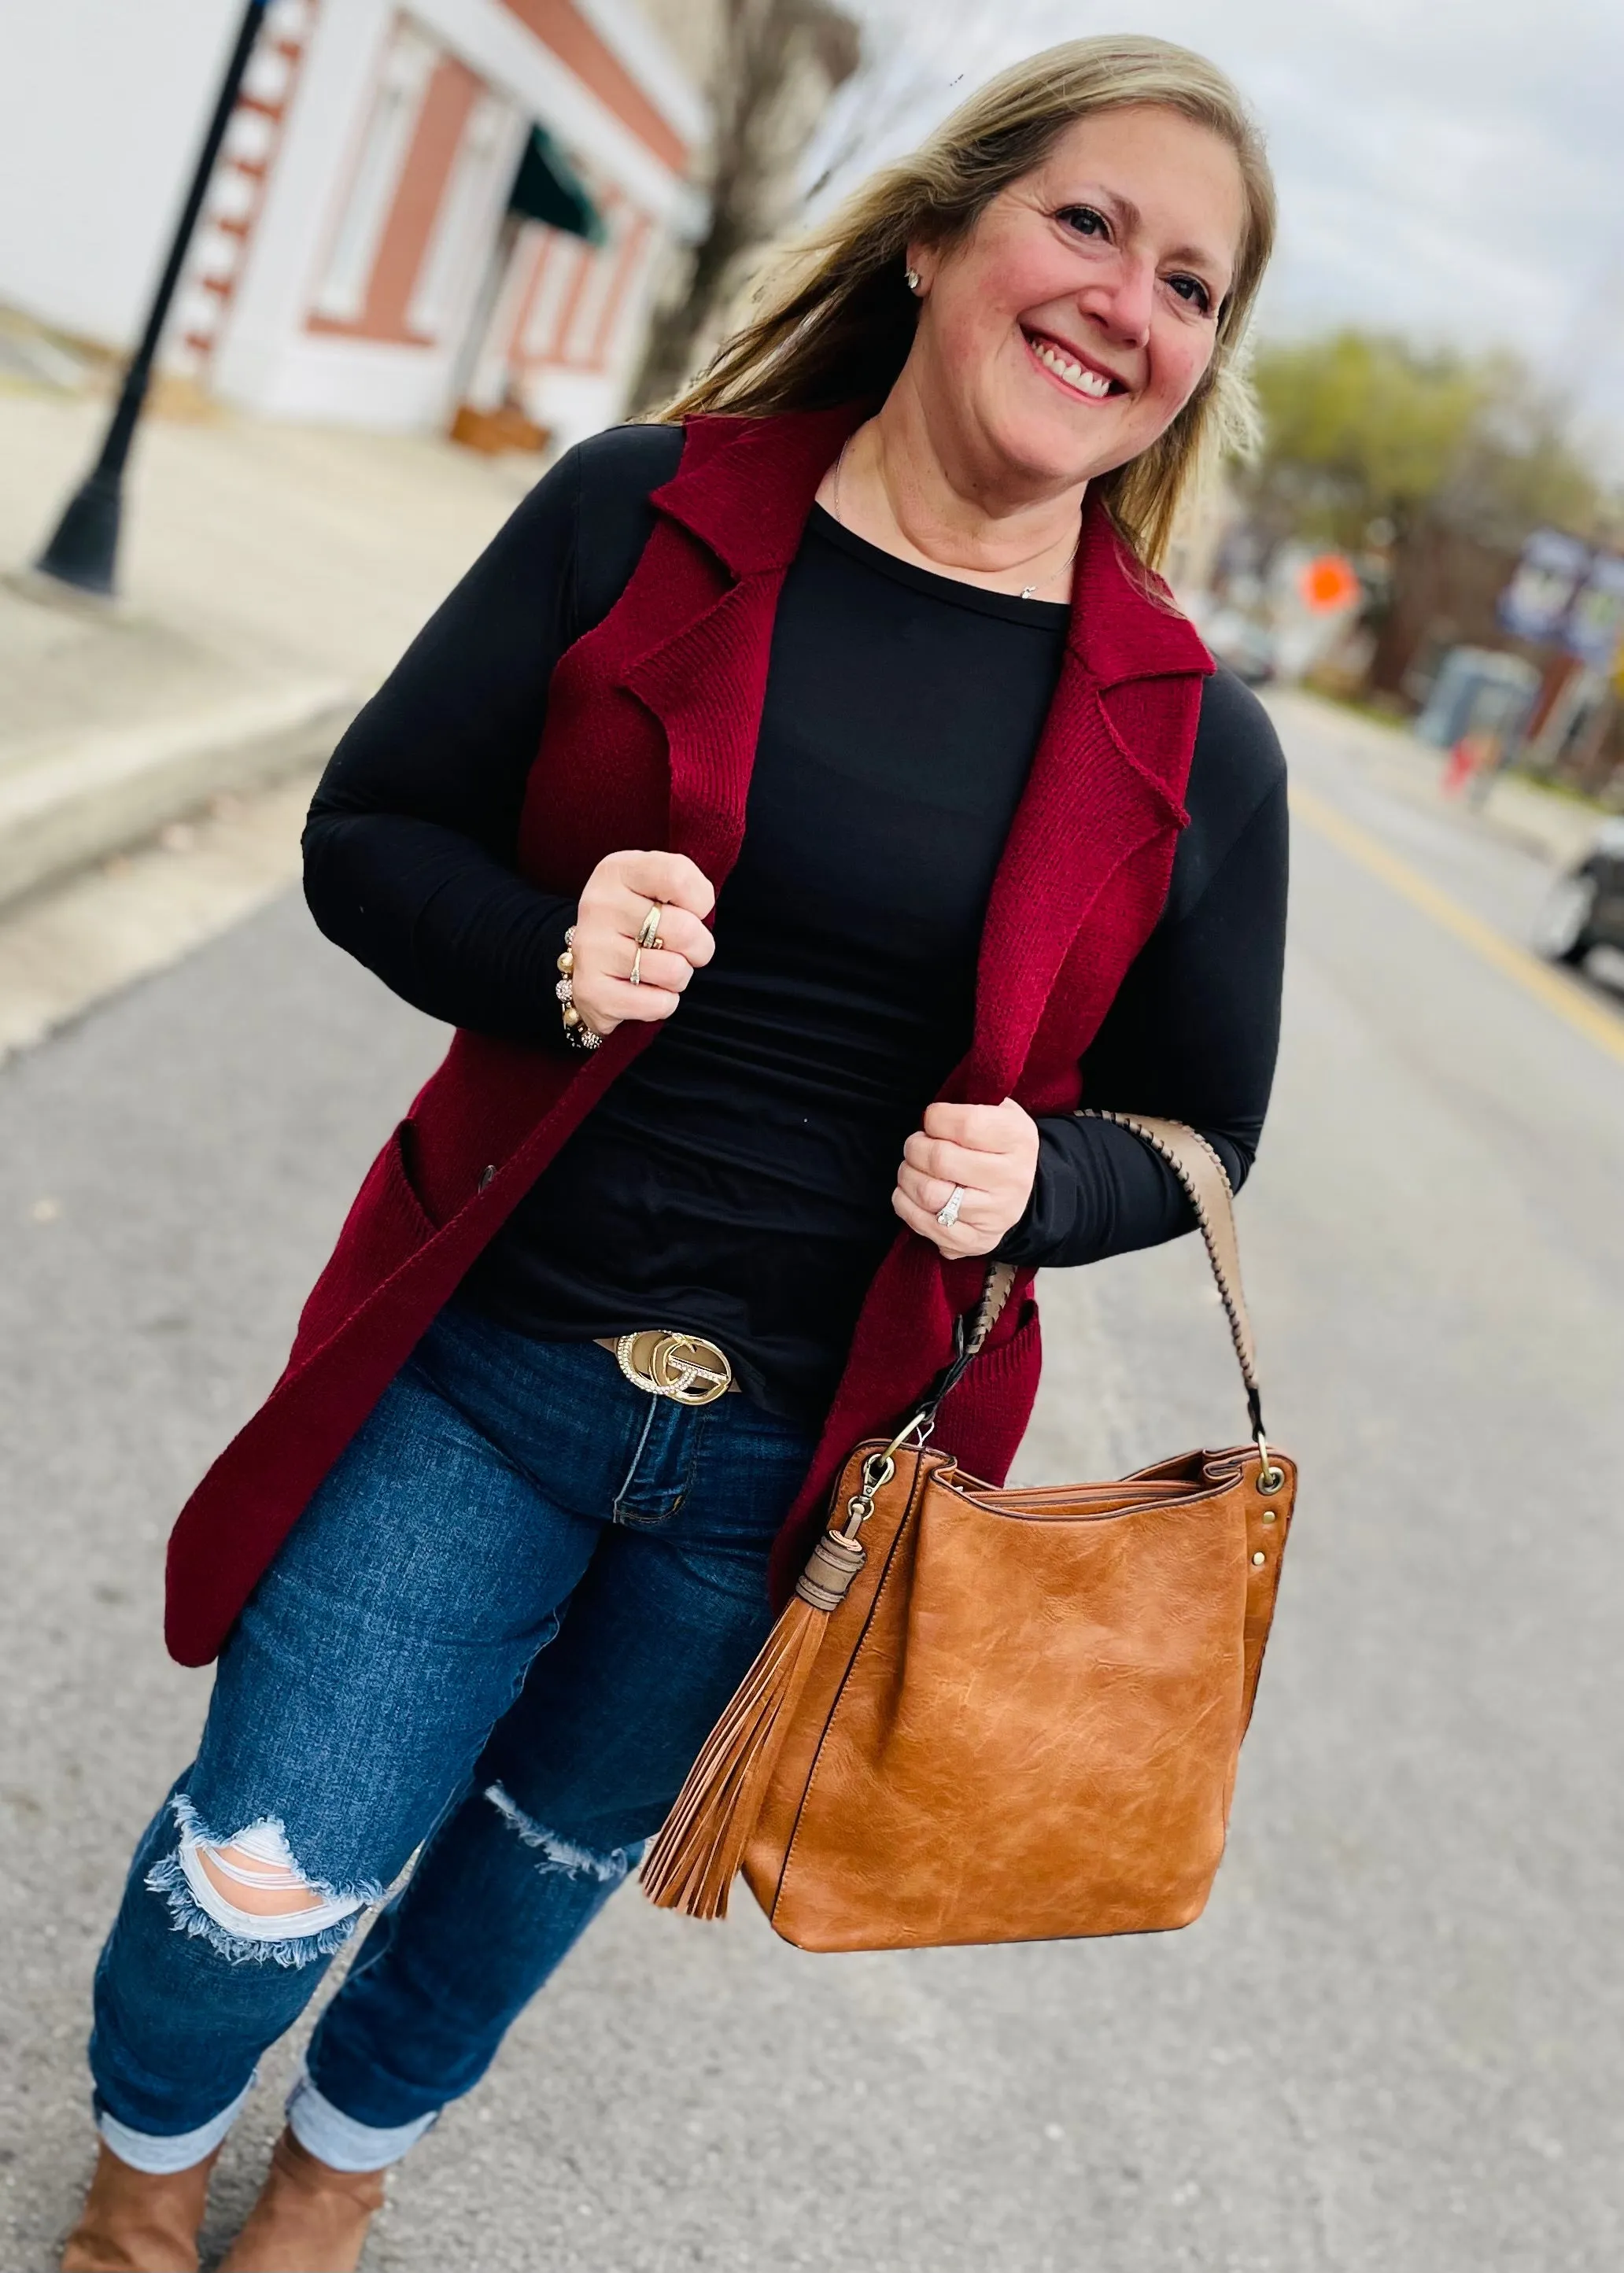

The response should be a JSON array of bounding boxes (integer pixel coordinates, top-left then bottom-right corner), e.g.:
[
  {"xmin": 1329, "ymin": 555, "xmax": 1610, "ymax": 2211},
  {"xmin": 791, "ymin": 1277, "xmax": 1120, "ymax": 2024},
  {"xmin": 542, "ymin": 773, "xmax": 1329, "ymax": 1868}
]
[{"xmin": 567, "ymin": 850, "xmax": 717, "ymax": 1039}]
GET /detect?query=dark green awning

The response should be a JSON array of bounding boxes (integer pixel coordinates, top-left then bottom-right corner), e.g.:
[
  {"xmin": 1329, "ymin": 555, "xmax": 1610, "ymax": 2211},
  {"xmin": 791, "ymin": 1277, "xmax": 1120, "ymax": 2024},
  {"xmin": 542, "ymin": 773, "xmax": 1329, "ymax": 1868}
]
[{"xmin": 508, "ymin": 126, "xmax": 607, "ymax": 246}]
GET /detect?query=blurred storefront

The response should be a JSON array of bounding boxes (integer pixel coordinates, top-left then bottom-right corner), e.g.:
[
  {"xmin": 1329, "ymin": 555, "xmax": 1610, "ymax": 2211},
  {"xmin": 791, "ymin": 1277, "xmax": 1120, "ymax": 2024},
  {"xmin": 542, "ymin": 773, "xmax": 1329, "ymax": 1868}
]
[{"xmin": 2, "ymin": 0, "xmax": 709, "ymax": 454}]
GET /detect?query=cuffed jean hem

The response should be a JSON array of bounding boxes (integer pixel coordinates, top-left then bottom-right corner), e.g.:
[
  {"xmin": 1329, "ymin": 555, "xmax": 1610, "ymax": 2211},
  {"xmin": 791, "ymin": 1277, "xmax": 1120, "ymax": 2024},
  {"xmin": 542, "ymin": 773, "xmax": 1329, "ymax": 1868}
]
[
  {"xmin": 95, "ymin": 2079, "xmax": 253, "ymax": 2174},
  {"xmin": 286, "ymin": 2068, "xmax": 437, "ymax": 2172}
]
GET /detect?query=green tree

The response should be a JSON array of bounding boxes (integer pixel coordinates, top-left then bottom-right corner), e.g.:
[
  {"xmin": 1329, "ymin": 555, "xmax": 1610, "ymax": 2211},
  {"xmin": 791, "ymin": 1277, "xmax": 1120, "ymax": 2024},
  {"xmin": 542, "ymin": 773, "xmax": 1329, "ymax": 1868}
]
[{"xmin": 1246, "ymin": 330, "xmax": 1600, "ymax": 550}]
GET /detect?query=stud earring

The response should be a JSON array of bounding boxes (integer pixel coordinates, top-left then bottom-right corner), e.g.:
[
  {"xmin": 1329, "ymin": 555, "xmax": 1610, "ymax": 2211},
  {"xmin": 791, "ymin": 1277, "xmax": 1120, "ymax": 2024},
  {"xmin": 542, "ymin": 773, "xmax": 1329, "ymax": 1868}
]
[{"xmin": 904, "ymin": 267, "xmax": 921, "ymax": 293}]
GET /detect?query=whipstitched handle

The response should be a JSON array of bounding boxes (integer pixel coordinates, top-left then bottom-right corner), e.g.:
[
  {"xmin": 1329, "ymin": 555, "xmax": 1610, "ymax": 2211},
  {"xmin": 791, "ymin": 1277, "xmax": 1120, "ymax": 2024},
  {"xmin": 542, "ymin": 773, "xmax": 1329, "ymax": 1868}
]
[
  {"xmin": 961, "ymin": 1259, "xmax": 1018, "ymax": 1359},
  {"xmin": 1080, "ymin": 1113, "xmax": 1264, "ymax": 1437},
  {"xmin": 958, "ymin": 1113, "xmax": 1267, "ymax": 1441}
]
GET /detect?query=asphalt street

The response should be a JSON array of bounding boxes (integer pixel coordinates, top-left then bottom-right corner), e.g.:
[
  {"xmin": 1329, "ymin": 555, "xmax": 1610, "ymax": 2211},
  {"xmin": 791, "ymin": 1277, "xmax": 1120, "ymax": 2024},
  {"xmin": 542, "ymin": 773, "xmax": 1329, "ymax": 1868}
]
[{"xmin": 3, "ymin": 698, "xmax": 1622, "ymax": 2272}]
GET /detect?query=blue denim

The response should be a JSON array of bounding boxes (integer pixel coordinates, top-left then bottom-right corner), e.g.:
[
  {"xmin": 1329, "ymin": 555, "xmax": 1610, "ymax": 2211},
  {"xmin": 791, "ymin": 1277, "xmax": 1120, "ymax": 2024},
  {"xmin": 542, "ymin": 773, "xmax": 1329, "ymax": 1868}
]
[{"xmin": 89, "ymin": 1305, "xmax": 815, "ymax": 2167}]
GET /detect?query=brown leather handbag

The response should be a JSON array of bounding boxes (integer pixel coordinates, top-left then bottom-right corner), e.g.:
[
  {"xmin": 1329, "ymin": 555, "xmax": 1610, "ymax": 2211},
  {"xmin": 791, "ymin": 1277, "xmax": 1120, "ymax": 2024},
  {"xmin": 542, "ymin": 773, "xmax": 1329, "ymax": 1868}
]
[{"xmin": 641, "ymin": 1115, "xmax": 1296, "ymax": 1951}]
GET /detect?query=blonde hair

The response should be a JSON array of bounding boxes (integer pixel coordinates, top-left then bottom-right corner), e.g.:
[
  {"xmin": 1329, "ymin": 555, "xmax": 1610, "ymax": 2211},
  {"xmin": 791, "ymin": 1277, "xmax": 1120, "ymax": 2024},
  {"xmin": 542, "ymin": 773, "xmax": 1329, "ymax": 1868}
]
[{"xmin": 660, "ymin": 35, "xmax": 1275, "ymax": 569}]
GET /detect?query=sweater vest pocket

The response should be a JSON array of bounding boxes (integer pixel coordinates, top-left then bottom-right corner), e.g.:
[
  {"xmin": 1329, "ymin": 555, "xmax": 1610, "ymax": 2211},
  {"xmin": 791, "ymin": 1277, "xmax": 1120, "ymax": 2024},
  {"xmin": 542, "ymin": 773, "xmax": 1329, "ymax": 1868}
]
[{"xmin": 290, "ymin": 1119, "xmax": 438, "ymax": 1357}]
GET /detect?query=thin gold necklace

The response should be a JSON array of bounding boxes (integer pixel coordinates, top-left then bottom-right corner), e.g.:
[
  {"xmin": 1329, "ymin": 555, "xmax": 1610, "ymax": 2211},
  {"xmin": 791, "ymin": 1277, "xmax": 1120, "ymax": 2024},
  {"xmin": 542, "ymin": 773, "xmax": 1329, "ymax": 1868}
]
[{"xmin": 829, "ymin": 437, "xmax": 1078, "ymax": 600}]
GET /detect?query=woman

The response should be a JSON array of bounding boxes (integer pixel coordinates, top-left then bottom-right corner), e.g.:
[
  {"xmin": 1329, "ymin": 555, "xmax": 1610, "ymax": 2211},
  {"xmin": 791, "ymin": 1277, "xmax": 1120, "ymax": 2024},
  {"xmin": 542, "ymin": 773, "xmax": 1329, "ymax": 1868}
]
[{"xmin": 66, "ymin": 35, "xmax": 1286, "ymax": 2273}]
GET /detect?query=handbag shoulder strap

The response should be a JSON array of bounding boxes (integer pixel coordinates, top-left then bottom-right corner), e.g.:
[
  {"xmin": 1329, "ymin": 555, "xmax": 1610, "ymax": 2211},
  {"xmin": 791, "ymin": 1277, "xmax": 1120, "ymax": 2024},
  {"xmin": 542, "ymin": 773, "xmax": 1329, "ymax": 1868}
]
[
  {"xmin": 1078, "ymin": 1113, "xmax": 1265, "ymax": 1438},
  {"xmin": 960, "ymin": 1112, "xmax": 1268, "ymax": 1445}
]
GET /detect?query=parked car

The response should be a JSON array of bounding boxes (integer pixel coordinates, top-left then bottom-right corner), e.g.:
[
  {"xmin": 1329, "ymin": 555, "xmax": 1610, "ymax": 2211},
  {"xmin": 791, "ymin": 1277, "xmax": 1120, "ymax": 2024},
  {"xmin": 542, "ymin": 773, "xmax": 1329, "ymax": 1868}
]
[{"xmin": 1533, "ymin": 817, "xmax": 1624, "ymax": 965}]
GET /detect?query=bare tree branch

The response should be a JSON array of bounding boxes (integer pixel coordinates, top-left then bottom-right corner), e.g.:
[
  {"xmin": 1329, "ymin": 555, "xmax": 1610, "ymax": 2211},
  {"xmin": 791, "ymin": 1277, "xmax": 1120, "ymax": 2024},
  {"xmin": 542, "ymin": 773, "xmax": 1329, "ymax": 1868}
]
[
  {"xmin": 801, "ymin": 2, "xmax": 1008, "ymax": 210},
  {"xmin": 630, "ymin": 0, "xmax": 860, "ymax": 410}
]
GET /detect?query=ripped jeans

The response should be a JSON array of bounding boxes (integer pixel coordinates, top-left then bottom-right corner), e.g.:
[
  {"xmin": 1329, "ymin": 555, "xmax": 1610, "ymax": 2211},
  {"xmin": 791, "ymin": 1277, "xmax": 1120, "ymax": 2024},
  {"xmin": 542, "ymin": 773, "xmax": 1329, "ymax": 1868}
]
[{"xmin": 88, "ymin": 1303, "xmax": 815, "ymax": 2172}]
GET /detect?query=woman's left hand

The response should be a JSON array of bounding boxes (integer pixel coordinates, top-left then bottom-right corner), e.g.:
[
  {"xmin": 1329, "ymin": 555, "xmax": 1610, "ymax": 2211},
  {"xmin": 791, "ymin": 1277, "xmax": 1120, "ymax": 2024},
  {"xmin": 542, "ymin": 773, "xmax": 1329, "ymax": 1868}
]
[{"xmin": 893, "ymin": 1098, "xmax": 1040, "ymax": 1258}]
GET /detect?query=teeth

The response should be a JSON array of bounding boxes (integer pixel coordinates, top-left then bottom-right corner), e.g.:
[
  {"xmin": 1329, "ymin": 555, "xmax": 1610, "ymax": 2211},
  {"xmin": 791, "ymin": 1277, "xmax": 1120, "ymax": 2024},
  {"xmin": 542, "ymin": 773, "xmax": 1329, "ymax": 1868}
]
[{"xmin": 1030, "ymin": 338, "xmax": 1113, "ymax": 398}]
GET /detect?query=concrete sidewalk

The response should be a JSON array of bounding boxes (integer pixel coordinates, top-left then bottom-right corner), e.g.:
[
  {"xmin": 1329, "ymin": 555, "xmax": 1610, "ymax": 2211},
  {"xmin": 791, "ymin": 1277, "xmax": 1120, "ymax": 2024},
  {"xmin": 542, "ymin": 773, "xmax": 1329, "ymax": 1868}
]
[
  {"xmin": 1265, "ymin": 686, "xmax": 1608, "ymax": 873},
  {"xmin": 0, "ymin": 383, "xmax": 544, "ymax": 912},
  {"xmin": 0, "ymin": 579, "xmax": 347, "ymax": 907}
]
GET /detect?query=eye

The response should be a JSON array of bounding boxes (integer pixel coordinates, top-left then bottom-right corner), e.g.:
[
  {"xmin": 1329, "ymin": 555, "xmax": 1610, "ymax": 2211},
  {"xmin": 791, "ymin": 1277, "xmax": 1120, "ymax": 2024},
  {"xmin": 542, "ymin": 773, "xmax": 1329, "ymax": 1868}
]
[
  {"xmin": 1056, "ymin": 204, "xmax": 1110, "ymax": 241},
  {"xmin": 1168, "ymin": 275, "xmax": 1213, "ymax": 315}
]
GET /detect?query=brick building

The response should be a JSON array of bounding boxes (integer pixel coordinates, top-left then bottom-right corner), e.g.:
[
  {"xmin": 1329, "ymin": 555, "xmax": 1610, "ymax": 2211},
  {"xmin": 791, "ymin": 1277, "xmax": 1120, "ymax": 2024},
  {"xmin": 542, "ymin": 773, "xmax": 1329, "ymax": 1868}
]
[{"xmin": 0, "ymin": 0, "xmax": 709, "ymax": 452}]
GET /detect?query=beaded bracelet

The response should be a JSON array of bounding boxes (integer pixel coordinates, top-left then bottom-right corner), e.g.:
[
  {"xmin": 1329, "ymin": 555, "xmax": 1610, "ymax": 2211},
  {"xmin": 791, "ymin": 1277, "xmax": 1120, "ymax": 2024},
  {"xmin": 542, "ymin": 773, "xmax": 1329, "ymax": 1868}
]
[{"xmin": 555, "ymin": 926, "xmax": 603, "ymax": 1052}]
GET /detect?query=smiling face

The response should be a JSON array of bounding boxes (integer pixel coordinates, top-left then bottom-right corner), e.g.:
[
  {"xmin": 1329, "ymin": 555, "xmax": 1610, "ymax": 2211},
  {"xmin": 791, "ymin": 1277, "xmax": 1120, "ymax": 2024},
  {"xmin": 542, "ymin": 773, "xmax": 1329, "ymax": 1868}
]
[{"xmin": 907, "ymin": 103, "xmax": 1247, "ymax": 495}]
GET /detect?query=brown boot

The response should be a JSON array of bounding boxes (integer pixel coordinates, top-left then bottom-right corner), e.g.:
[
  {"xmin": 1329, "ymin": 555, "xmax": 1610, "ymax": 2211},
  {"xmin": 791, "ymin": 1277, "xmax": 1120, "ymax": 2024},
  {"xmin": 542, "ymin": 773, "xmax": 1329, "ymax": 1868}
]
[
  {"xmin": 60, "ymin": 2142, "xmax": 219, "ymax": 2272},
  {"xmin": 219, "ymin": 2129, "xmax": 386, "ymax": 2273}
]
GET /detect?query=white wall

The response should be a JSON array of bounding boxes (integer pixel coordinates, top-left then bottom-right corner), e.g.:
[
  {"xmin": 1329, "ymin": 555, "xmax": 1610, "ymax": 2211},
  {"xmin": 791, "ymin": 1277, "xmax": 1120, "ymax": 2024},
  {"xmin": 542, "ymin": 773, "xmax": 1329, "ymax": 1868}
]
[{"xmin": 0, "ymin": 0, "xmax": 245, "ymax": 347}]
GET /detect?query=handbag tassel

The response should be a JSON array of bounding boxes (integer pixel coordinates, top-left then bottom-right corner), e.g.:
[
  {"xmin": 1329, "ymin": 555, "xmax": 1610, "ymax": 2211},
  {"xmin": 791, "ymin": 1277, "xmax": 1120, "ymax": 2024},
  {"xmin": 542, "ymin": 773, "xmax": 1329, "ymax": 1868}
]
[{"xmin": 640, "ymin": 1522, "xmax": 869, "ymax": 1917}]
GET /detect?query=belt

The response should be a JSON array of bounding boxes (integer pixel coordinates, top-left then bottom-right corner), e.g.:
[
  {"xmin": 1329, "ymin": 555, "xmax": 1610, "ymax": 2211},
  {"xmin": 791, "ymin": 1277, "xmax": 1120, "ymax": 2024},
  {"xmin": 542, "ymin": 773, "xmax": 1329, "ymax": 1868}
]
[{"xmin": 596, "ymin": 1329, "xmax": 737, "ymax": 1405}]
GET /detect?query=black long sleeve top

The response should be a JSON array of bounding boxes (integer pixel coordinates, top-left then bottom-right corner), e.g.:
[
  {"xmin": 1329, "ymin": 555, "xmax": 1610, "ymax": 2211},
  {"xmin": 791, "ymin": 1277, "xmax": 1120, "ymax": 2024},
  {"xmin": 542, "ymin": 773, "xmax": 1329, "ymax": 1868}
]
[{"xmin": 304, "ymin": 424, "xmax": 1288, "ymax": 1425}]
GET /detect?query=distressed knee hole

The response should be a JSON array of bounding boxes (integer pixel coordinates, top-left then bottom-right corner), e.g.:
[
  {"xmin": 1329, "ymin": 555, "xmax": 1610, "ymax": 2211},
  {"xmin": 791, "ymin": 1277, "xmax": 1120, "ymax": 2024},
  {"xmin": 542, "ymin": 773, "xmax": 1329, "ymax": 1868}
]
[
  {"xmin": 191, "ymin": 1824, "xmax": 339, "ymax": 1921},
  {"xmin": 484, "ymin": 1782, "xmax": 633, "ymax": 1884},
  {"xmin": 146, "ymin": 1795, "xmax": 379, "ymax": 1967},
  {"xmin": 178, "ymin": 1816, "xmax": 364, "ymax": 1945}
]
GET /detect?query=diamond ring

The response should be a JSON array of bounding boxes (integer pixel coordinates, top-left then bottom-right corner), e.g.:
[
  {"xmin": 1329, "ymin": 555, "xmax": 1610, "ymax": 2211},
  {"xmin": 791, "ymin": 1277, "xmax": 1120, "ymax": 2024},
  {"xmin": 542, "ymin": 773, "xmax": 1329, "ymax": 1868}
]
[{"xmin": 936, "ymin": 1185, "xmax": 966, "ymax": 1230}]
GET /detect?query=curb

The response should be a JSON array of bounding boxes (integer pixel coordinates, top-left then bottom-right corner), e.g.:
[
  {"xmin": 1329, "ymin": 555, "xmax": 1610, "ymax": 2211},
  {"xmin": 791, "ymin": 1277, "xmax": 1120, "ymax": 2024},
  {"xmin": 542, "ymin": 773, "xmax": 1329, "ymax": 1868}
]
[{"xmin": 0, "ymin": 683, "xmax": 355, "ymax": 912}]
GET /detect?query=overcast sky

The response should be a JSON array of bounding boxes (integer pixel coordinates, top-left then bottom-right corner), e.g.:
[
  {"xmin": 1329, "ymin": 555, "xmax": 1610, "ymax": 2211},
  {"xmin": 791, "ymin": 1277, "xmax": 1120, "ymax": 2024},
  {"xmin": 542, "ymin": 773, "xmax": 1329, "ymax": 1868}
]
[{"xmin": 825, "ymin": 0, "xmax": 1624, "ymax": 464}]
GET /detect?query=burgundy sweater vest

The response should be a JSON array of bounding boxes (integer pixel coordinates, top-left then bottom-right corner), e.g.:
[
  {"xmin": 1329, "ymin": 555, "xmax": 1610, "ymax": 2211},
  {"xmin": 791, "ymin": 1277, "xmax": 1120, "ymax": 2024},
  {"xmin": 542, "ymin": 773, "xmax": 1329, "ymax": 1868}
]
[{"xmin": 163, "ymin": 404, "xmax": 1212, "ymax": 1666}]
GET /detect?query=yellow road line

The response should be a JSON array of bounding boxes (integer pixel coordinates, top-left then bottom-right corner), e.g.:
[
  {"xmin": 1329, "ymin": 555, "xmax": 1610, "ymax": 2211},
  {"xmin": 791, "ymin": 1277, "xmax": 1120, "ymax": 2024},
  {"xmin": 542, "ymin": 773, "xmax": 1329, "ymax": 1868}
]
[{"xmin": 1289, "ymin": 780, "xmax": 1624, "ymax": 1068}]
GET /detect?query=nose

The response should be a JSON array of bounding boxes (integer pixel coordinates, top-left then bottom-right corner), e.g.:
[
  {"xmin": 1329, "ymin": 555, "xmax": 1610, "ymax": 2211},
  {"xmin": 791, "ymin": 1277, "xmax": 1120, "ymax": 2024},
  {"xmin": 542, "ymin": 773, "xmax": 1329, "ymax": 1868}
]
[{"xmin": 1079, "ymin": 250, "xmax": 1154, "ymax": 352}]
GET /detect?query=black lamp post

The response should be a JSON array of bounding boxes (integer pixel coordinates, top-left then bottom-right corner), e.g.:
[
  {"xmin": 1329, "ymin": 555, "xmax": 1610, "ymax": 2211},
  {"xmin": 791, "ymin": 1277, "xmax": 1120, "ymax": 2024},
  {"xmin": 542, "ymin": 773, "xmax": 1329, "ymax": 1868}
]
[{"xmin": 34, "ymin": 0, "xmax": 270, "ymax": 598}]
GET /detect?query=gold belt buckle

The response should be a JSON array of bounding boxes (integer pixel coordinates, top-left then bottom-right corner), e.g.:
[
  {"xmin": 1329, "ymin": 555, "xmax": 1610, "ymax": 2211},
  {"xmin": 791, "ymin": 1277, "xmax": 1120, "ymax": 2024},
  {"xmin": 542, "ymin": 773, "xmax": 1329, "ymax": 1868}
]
[{"xmin": 615, "ymin": 1329, "xmax": 733, "ymax": 1407}]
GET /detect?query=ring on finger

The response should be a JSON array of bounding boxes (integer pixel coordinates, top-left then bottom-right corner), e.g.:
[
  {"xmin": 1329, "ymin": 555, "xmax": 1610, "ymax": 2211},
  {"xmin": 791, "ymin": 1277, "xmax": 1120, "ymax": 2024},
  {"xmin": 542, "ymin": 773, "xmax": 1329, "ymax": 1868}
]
[
  {"xmin": 636, "ymin": 902, "xmax": 664, "ymax": 952},
  {"xmin": 629, "ymin": 943, "xmax": 645, "ymax": 987},
  {"xmin": 936, "ymin": 1184, "xmax": 966, "ymax": 1230}
]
